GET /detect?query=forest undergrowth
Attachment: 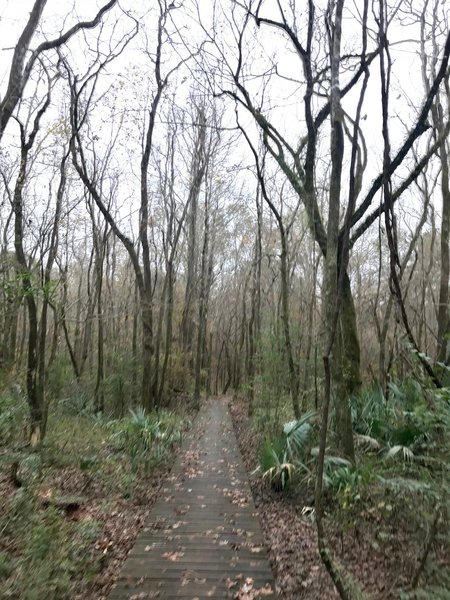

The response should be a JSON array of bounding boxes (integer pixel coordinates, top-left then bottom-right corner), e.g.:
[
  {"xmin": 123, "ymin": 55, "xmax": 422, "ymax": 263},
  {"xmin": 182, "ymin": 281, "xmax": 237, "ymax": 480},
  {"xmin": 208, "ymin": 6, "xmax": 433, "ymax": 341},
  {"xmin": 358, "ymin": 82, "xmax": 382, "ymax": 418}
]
[
  {"xmin": 230, "ymin": 377, "xmax": 450, "ymax": 600},
  {"xmin": 0, "ymin": 372, "xmax": 449, "ymax": 600},
  {"xmin": 0, "ymin": 382, "xmax": 194, "ymax": 600}
]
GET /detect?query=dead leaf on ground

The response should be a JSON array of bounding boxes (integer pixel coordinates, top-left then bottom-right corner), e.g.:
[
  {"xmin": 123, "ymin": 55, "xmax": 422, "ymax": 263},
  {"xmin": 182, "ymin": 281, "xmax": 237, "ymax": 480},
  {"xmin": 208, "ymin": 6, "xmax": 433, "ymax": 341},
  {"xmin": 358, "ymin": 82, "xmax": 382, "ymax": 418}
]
[{"xmin": 162, "ymin": 551, "xmax": 184, "ymax": 561}]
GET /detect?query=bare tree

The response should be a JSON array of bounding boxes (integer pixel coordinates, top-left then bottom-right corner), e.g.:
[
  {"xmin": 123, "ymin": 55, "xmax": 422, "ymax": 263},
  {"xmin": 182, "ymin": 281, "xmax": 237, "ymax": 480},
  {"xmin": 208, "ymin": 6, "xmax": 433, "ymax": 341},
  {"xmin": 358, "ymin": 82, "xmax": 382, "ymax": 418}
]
[
  {"xmin": 8, "ymin": 70, "xmax": 68, "ymax": 446},
  {"xmin": 378, "ymin": 0, "xmax": 444, "ymax": 389},
  {"xmin": 0, "ymin": 0, "xmax": 119, "ymax": 142},
  {"xmin": 246, "ymin": 185, "xmax": 262, "ymax": 416},
  {"xmin": 205, "ymin": 0, "xmax": 450, "ymax": 457},
  {"xmin": 67, "ymin": 1, "xmax": 201, "ymax": 409},
  {"xmin": 417, "ymin": 0, "xmax": 450, "ymax": 364}
]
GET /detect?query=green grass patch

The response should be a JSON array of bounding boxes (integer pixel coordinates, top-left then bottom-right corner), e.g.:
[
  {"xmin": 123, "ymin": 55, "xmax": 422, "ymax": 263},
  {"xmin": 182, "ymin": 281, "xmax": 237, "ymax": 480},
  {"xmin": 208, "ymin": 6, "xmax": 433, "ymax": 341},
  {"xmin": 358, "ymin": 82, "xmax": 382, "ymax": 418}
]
[{"xmin": 0, "ymin": 490, "xmax": 101, "ymax": 600}]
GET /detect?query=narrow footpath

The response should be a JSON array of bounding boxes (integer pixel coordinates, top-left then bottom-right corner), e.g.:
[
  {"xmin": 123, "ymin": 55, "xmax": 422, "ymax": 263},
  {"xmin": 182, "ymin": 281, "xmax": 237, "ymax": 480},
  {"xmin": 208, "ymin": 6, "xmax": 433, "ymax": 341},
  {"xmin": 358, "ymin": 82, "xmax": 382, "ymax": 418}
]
[{"xmin": 108, "ymin": 397, "xmax": 276, "ymax": 599}]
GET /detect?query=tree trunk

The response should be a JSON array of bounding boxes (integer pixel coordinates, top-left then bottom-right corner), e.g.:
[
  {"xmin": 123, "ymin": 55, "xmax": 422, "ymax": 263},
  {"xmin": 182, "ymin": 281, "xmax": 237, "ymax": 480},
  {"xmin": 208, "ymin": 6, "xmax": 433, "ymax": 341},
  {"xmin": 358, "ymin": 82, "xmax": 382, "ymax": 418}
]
[
  {"xmin": 181, "ymin": 108, "xmax": 207, "ymax": 357},
  {"xmin": 93, "ymin": 238, "xmax": 105, "ymax": 413},
  {"xmin": 280, "ymin": 232, "xmax": 300, "ymax": 418},
  {"xmin": 193, "ymin": 190, "xmax": 210, "ymax": 407},
  {"xmin": 332, "ymin": 274, "xmax": 360, "ymax": 461},
  {"xmin": 158, "ymin": 261, "xmax": 174, "ymax": 403},
  {"xmin": 141, "ymin": 294, "xmax": 154, "ymax": 410},
  {"xmin": 436, "ymin": 138, "xmax": 450, "ymax": 363},
  {"xmin": 246, "ymin": 190, "xmax": 262, "ymax": 416}
]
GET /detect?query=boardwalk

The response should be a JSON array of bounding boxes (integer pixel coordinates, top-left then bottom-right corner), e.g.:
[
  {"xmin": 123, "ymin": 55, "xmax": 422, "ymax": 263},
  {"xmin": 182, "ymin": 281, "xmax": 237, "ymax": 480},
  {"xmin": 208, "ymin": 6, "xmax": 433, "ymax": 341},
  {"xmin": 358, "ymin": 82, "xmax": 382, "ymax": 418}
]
[{"xmin": 109, "ymin": 398, "xmax": 276, "ymax": 599}]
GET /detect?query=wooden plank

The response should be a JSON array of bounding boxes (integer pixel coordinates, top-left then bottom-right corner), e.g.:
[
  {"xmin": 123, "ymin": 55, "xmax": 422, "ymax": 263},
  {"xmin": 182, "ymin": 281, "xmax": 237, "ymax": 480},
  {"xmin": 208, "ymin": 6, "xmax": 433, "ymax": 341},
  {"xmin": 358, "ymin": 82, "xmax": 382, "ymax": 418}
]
[{"xmin": 108, "ymin": 398, "xmax": 276, "ymax": 599}]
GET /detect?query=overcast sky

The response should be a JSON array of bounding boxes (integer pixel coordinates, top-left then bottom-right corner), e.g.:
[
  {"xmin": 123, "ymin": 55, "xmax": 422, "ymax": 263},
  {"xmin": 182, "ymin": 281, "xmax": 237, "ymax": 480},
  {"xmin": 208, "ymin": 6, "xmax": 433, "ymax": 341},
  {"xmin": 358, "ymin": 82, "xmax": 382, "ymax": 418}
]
[{"xmin": 0, "ymin": 0, "xmax": 447, "ymax": 238}]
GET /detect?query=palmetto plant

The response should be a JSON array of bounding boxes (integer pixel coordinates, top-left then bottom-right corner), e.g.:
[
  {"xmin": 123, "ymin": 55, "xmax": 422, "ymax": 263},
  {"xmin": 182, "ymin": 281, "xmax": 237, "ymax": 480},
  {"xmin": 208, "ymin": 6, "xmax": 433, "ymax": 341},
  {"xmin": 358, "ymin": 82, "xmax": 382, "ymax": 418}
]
[
  {"xmin": 257, "ymin": 411, "xmax": 316, "ymax": 490},
  {"xmin": 261, "ymin": 444, "xmax": 295, "ymax": 491},
  {"xmin": 283, "ymin": 410, "xmax": 316, "ymax": 461},
  {"xmin": 385, "ymin": 444, "xmax": 416, "ymax": 462},
  {"xmin": 350, "ymin": 383, "xmax": 392, "ymax": 440},
  {"xmin": 256, "ymin": 409, "xmax": 366, "ymax": 492},
  {"xmin": 110, "ymin": 407, "xmax": 183, "ymax": 472},
  {"xmin": 351, "ymin": 378, "xmax": 450, "ymax": 463}
]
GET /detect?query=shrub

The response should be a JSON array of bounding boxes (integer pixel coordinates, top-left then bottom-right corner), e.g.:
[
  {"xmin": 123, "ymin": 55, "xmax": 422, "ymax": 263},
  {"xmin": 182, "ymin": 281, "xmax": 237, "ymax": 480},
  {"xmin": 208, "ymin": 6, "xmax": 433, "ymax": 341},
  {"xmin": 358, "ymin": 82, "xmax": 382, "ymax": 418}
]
[
  {"xmin": 256, "ymin": 411, "xmax": 316, "ymax": 490},
  {"xmin": 351, "ymin": 378, "xmax": 450, "ymax": 457},
  {"xmin": 109, "ymin": 407, "xmax": 184, "ymax": 472}
]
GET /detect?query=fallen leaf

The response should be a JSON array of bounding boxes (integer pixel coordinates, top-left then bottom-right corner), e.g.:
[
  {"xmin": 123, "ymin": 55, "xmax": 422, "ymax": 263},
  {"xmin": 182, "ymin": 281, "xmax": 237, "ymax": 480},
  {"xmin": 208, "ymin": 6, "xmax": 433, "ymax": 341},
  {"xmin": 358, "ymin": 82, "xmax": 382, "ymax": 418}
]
[{"xmin": 162, "ymin": 551, "xmax": 185, "ymax": 561}]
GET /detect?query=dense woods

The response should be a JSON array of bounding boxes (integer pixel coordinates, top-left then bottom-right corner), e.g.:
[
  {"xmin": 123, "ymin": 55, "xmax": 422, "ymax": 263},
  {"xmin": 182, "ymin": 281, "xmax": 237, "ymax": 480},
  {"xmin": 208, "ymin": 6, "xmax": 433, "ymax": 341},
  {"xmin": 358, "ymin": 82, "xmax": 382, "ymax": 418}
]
[{"xmin": 0, "ymin": 1, "xmax": 449, "ymax": 598}]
